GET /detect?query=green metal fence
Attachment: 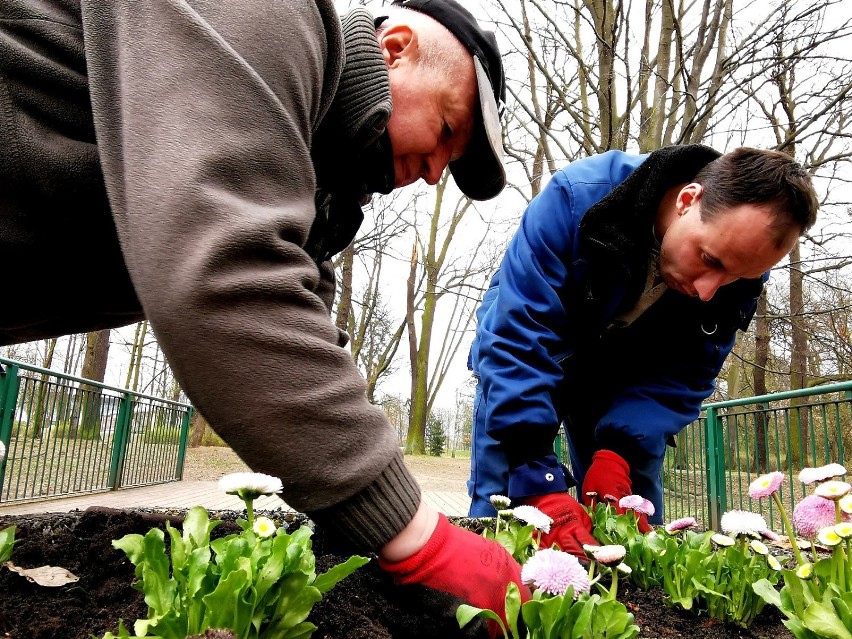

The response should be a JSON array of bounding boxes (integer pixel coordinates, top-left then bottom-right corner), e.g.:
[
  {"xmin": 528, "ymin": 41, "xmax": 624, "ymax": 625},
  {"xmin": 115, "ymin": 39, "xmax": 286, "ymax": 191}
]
[
  {"xmin": 556, "ymin": 381, "xmax": 852, "ymax": 532},
  {"xmin": 0, "ymin": 357, "xmax": 193, "ymax": 504},
  {"xmin": 664, "ymin": 381, "xmax": 852, "ymax": 531}
]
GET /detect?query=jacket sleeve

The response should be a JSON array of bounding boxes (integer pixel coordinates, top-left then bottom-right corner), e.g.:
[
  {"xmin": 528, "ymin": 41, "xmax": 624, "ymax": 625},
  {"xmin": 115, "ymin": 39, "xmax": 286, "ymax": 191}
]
[
  {"xmin": 476, "ymin": 170, "xmax": 584, "ymax": 497},
  {"xmin": 78, "ymin": 0, "xmax": 420, "ymax": 549}
]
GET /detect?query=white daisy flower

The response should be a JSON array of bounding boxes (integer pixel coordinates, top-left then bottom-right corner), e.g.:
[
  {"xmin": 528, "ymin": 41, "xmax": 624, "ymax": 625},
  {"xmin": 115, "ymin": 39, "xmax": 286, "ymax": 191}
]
[
  {"xmin": 512, "ymin": 505, "xmax": 553, "ymax": 533},
  {"xmin": 489, "ymin": 494, "xmax": 511, "ymax": 510},
  {"xmin": 218, "ymin": 472, "xmax": 283, "ymax": 497},
  {"xmin": 253, "ymin": 516, "xmax": 277, "ymax": 538}
]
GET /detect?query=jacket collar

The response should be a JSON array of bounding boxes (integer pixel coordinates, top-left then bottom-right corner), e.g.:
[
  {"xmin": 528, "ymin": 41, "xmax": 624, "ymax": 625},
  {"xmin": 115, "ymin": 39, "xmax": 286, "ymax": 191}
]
[{"xmin": 578, "ymin": 144, "xmax": 721, "ymax": 275}]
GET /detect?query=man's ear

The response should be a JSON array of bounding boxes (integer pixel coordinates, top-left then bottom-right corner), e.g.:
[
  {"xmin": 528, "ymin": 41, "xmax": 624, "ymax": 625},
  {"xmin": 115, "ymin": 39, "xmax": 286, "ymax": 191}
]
[
  {"xmin": 676, "ymin": 183, "xmax": 704, "ymax": 216},
  {"xmin": 378, "ymin": 24, "xmax": 417, "ymax": 68}
]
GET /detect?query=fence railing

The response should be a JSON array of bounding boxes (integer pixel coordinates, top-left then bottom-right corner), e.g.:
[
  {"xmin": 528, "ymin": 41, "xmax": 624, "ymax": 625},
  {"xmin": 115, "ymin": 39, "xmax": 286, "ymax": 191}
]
[
  {"xmin": 664, "ymin": 381, "xmax": 852, "ymax": 531},
  {"xmin": 0, "ymin": 357, "xmax": 193, "ymax": 504}
]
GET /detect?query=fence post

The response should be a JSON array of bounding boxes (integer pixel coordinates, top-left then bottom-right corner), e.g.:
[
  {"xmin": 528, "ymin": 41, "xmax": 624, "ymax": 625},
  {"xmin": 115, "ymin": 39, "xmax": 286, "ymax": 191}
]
[
  {"xmin": 0, "ymin": 365, "xmax": 21, "ymax": 502},
  {"xmin": 704, "ymin": 406, "xmax": 727, "ymax": 530},
  {"xmin": 175, "ymin": 407, "xmax": 193, "ymax": 480},
  {"xmin": 108, "ymin": 393, "xmax": 134, "ymax": 490}
]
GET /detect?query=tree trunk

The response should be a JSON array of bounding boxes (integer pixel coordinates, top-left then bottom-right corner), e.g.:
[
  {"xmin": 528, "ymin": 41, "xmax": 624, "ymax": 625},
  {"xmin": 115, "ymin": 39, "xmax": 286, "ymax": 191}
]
[
  {"xmin": 405, "ymin": 241, "xmax": 425, "ymax": 454},
  {"xmin": 335, "ymin": 243, "xmax": 355, "ymax": 341},
  {"xmin": 77, "ymin": 329, "xmax": 111, "ymax": 439},
  {"xmin": 187, "ymin": 410, "xmax": 209, "ymax": 448}
]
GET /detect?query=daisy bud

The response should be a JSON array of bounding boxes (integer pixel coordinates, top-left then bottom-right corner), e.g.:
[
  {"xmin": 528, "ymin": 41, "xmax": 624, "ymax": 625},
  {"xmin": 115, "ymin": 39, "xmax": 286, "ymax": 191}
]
[
  {"xmin": 767, "ymin": 555, "xmax": 783, "ymax": 571},
  {"xmin": 840, "ymin": 494, "xmax": 852, "ymax": 515},
  {"xmin": 711, "ymin": 533, "xmax": 735, "ymax": 547},
  {"xmin": 835, "ymin": 522, "xmax": 852, "ymax": 539},
  {"xmin": 796, "ymin": 563, "xmax": 814, "ymax": 580},
  {"xmin": 616, "ymin": 563, "xmax": 632, "ymax": 575},
  {"xmin": 818, "ymin": 526, "xmax": 843, "ymax": 547},
  {"xmin": 749, "ymin": 540, "xmax": 769, "ymax": 556}
]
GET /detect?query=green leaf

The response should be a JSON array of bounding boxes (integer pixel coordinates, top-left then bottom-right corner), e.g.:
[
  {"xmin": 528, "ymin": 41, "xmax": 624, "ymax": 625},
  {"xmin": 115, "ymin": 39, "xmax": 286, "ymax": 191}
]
[
  {"xmin": 201, "ymin": 560, "xmax": 253, "ymax": 632},
  {"xmin": 140, "ymin": 563, "xmax": 178, "ymax": 629},
  {"xmin": 571, "ymin": 596, "xmax": 596, "ymax": 639},
  {"xmin": 263, "ymin": 584, "xmax": 322, "ymax": 637},
  {"xmin": 281, "ymin": 621, "xmax": 319, "ymax": 639},
  {"xmin": 753, "ymin": 578, "xmax": 783, "ymax": 610},
  {"xmin": 254, "ymin": 533, "xmax": 289, "ymax": 604},
  {"xmin": 520, "ymin": 600, "xmax": 543, "ymax": 636},
  {"xmin": 802, "ymin": 601, "xmax": 852, "ymax": 639},
  {"xmin": 457, "ymin": 604, "xmax": 508, "ymax": 638},
  {"xmin": 0, "ymin": 526, "xmax": 16, "ymax": 564},
  {"xmin": 313, "ymin": 555, "xmax": 369, "ymax": 594},
  {"xmin": 112, "ymin": 534, "xmax": 146, "ymax": 568},
  {"xmin": 183, "ymin": 506, "xmax": 219, "ymax": 548},
  {"xmin": 134, "ymin": 607, "xmax": 185, "ymax": 639},
  {"xmin": 504, "ymin": 582, "xmax": 522, "ymax": 639}
]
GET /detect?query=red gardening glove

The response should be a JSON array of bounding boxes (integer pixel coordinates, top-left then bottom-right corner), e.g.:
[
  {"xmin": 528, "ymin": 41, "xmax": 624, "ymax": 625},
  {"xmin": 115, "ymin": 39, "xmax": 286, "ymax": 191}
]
[
  {"xmin": 379, "ymin": 514, "xmax": 530, "ymax": 637},
  {"xmin": 525, "ymin": 492, "xmax": 598, "ymax": 559},
  {"xmin": 581, "ymin": 449, "xmax": 652, "ymax": 533}
]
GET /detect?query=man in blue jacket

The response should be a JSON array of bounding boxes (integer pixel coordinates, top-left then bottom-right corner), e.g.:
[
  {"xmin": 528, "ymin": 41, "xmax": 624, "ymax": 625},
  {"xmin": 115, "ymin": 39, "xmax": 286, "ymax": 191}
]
[{"xmin": 467, "ymin": 144, "xmax": 819, "ymax": 556}]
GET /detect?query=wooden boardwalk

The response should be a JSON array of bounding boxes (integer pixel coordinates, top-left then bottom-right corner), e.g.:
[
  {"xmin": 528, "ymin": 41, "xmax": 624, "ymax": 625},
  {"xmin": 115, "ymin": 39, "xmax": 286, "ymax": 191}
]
[{"xmin": 0, "ymin": 480, "xmax": 472, "ymax": 518}]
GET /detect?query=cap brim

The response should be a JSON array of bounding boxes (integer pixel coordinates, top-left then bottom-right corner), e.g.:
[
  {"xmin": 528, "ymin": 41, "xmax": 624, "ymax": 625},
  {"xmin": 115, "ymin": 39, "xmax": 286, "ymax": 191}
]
[{"xmin": 450, "ymin": 57, "xmax": 505, "ymax": 201}]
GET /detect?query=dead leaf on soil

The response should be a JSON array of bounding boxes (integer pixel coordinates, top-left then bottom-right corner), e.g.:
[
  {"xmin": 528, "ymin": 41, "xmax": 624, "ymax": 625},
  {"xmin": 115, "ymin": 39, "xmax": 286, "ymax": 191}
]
[{"xmin": 4, "ymin": 561, "xmax": 79, "ymax": 586}]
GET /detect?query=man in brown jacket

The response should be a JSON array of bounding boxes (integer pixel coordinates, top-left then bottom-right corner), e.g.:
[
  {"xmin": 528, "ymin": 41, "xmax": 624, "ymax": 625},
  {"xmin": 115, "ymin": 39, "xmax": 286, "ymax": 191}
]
[{"xmin": 0, "ymin": 0, "xmax": 525, "ymax": 631}]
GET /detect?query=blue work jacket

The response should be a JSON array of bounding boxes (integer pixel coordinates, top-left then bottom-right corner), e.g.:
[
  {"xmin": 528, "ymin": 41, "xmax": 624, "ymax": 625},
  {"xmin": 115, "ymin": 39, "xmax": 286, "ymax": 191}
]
[{"xmin": 468, "ymin": 145, "xmax": 765, "ymax": 509}]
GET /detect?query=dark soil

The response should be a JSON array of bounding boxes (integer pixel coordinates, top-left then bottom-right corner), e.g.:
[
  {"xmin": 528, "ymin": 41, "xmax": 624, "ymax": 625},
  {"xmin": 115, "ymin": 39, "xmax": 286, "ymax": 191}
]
[{"xmin": 0, "ymin": 509, "xmax": 792, "ymax": 639}]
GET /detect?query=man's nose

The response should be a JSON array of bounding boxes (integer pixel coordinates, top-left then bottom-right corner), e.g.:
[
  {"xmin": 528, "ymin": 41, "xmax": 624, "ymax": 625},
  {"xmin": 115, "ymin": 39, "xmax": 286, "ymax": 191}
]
[
  {"xmin": 423, "ymin": 147, "xmax": 452, "ymax": 185},
  {"xmin": 694, "ymin": 272, "xmax": 727, "ymax": 301}
]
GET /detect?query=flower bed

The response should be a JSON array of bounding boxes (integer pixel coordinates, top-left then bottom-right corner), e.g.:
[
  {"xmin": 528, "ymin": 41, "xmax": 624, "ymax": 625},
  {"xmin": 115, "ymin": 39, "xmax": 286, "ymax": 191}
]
[{"xmin": 0, "ymin": 506, "xmax": 791, "ymax": 639}]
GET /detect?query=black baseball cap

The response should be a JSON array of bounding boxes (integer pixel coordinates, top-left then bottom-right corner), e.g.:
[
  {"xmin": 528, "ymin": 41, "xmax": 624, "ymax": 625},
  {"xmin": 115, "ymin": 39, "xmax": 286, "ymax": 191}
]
[{"xmin": 391, "ymin": 0, "xmax": 506, "ymax": 200}]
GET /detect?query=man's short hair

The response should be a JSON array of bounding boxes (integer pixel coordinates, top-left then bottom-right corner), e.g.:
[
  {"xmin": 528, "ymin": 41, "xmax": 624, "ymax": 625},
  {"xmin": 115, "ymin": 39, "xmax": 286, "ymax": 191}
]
[{"xmin": 694, "ymin": 147, "xmax": 819, "ymax": 240}]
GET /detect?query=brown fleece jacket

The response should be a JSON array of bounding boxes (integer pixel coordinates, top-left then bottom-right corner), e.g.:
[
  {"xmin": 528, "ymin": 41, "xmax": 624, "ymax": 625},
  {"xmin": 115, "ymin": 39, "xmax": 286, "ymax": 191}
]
[{"xmin": 0, "ymin": 0, "xmax": 420, "ymax": 550}]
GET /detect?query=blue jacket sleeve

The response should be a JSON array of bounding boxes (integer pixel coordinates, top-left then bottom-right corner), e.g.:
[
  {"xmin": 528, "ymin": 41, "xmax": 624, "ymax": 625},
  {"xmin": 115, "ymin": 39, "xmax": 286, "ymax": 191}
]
[{"xmin": 475, "ymin": 170, "xmax": 587, "ymax": 497}]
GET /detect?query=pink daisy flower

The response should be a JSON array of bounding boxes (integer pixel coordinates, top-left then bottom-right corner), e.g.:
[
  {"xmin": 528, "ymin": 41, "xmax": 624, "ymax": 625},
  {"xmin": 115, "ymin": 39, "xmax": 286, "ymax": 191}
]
[
  {"xmin": 814, "ymin": 480, "xmax": 852, "ymax": 501},
  {"xmin": 793, "ymin": 494, "xmax": 852, "ymax": 540},
  {"xmin": 664, "ymin": 517, "xmax": 697, "ymax": 534},
  {"xmin": 521, "ymin": 548, "xmax": 591, "ymax": 597},
  {"xmin": 590, "ymin": 544, "xmax": 627, "ymax": 566},
  {"xmin": 619, "ymin": 495, "xmax": 656, "ymax": 516},
  {"xmin": 748, "ymin": 472, "xmax": 784, "ymax": 499},
  {"xmin": 760, "ymin": 528, "xmax": 782, "ymax": 542},
  {"xmin": 798, "ymin": 463, "xmax": 847, "ymax": 485}
]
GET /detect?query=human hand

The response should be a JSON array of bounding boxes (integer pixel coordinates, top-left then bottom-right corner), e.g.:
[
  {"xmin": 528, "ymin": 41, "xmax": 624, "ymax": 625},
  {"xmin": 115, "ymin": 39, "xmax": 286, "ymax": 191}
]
[
  {"xmin": 378, "ymin": 513, "xmax": 529, "ymax": 637},
  {"xmin": 581, "ymin": 449, "xmax": 652, "ymax": 533},
  {"xmin": 525, "ymin": 492, "xmax": 598, "ymax": 559}
]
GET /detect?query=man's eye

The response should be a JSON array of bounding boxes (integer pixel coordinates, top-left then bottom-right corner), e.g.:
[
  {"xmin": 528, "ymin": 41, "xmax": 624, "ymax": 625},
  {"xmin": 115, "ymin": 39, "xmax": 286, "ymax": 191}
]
[{"xmin": 702, "ymin": 253, "xmax": 721, "ymax": 268}]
